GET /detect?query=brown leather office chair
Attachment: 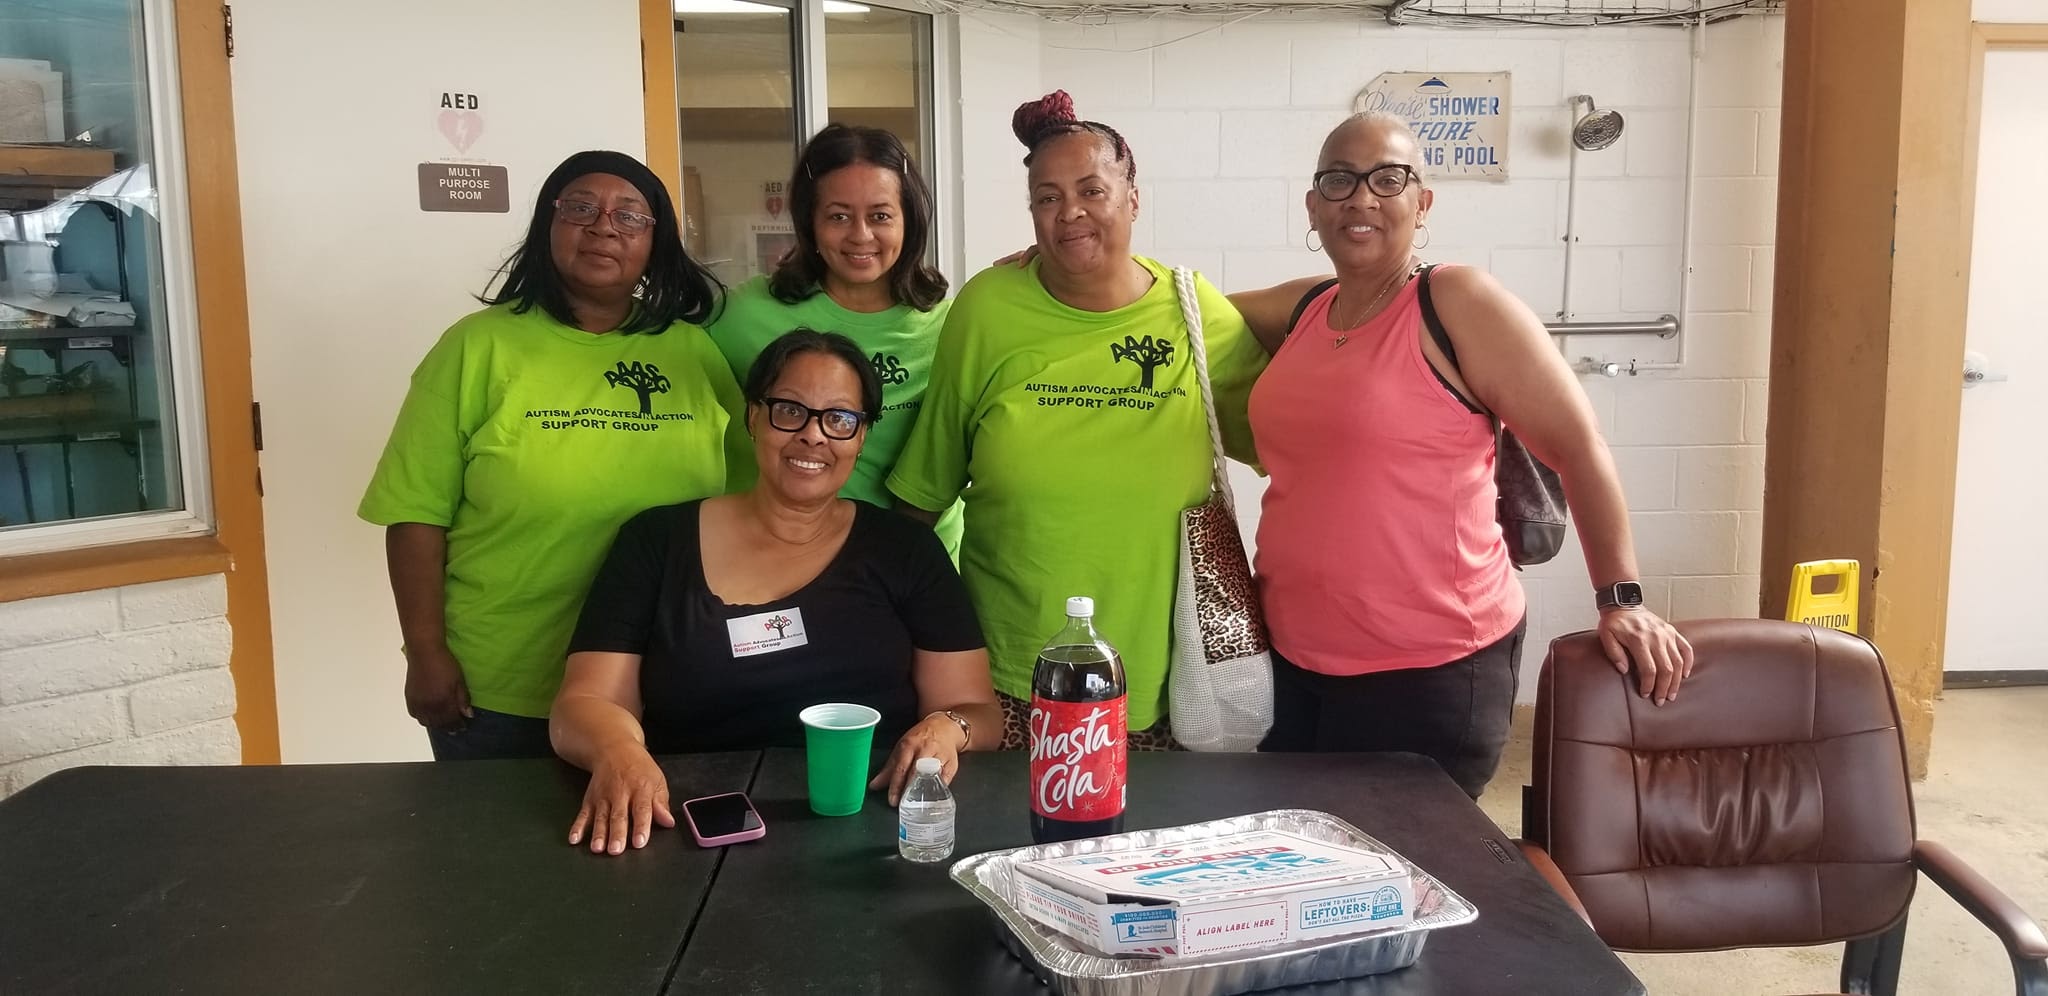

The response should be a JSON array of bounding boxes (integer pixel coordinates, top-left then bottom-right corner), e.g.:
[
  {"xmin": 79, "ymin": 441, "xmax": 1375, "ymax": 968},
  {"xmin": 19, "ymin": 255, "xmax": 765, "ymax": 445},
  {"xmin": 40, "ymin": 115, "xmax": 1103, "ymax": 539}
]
[{"xmin": 1517, "ymin": 618, "xmax": 2048, "ymax": 996}]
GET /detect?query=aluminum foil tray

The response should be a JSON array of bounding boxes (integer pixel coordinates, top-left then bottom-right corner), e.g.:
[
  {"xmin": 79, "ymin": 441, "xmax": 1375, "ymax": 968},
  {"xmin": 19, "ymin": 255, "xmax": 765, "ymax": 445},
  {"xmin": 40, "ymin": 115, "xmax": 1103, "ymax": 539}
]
[{"xmin": 949, "ymin": 809, "xmax": 1477, "ymax": 996}]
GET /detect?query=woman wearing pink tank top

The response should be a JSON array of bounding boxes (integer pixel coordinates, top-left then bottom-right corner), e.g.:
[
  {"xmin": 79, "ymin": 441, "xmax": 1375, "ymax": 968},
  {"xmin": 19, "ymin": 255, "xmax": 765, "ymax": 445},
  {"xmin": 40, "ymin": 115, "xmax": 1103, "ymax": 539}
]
[{"xmin": 1227, "ymin": 113, "xmax": 1693, "ymax": 798}]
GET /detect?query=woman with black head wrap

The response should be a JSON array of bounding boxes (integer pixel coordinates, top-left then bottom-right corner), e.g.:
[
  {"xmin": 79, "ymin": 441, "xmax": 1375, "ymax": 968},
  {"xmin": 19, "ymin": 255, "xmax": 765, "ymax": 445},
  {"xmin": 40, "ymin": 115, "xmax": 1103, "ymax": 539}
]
[{"xmin": 359, "ymin": 150, "xmax": 750, "ymax": 760}]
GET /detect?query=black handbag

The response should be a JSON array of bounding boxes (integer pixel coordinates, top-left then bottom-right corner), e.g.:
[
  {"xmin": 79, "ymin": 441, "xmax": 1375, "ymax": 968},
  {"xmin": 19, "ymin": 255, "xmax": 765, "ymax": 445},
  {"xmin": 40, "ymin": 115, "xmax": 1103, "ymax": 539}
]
[{"xmin": 1285, "ymin": 265, "xmax": 1569, "ymax": 566}]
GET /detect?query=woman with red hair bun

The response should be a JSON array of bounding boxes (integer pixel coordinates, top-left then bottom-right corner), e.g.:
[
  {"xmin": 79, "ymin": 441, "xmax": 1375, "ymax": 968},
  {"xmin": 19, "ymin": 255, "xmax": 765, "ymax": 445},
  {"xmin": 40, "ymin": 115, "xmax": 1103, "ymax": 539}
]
[{"xmin": 888, "ymin": 91, "xmax": 1269, "ymax": 751}]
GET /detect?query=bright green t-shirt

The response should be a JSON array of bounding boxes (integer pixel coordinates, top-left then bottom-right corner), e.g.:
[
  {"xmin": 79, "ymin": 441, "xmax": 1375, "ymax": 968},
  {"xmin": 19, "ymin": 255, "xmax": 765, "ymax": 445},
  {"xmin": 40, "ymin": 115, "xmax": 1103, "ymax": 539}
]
[
  {"xmin": 358, "ymin": 303, "xmax": 751, "ymax": 718},
  {"xmin": 706, "ymin": 274, "xmax": 963, "ymax": 556},
  {"xmin": 886, "ymin": 257, "xmax": 1266, "ymax": 730}
]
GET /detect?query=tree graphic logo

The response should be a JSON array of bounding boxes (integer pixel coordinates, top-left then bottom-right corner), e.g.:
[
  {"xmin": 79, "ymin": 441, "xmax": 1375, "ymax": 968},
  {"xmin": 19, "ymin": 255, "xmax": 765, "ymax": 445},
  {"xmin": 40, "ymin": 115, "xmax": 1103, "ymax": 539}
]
[
  {"xmin": 1110, "ymin": 335, "xmax": 1174, "ymax": 389},
  {"xmin": 871, "ymin": 352, "xmax": 909, "ymax": 386},
  {"xmin": 603, "ymin": 361, "xmax": 672, "ymax": 414},
  {"xmin": 764, "ymin": 614, "xmax": 794, "ymax": 638}
]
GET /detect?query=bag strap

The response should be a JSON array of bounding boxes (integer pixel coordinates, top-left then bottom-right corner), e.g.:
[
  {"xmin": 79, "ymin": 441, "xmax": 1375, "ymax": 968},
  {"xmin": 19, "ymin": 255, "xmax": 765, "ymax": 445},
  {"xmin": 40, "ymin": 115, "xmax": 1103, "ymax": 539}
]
[
  {"xmin": 1415, "ymin": 263, "xmax": 1458, "ymax": 371},
  {"xmin": 1172, "ymin": 266, "xmax": 1237, "ymax": 513},
  {"xmin": 1283, "ymin": 277, "xmax": 1341, "ymax": 339},
  {"xmin": 1414, "ymin": 263, "xmax": 1494, "ymax": 423}
]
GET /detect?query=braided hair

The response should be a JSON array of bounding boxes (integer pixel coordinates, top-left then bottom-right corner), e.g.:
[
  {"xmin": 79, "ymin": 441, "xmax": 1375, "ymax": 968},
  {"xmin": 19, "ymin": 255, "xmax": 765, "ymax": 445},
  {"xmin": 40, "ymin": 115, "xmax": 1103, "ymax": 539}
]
[{"xmin": 1011, "ymin": 90, "xmax": 1136, "ymax": 182}]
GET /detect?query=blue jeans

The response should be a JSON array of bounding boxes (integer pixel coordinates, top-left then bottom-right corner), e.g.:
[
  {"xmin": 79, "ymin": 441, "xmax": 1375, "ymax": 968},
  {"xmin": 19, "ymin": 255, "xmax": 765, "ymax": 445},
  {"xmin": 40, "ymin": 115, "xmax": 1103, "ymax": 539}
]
[{"xmin": 426, "ymin": 707, "xmax": 554, "ymax": 761}]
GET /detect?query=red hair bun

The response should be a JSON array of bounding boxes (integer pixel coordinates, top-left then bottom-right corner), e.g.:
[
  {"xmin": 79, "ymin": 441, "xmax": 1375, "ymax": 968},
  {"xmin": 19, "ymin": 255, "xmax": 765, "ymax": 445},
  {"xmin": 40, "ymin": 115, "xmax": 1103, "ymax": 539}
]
[{"xmin": 1012, "ymin": 90, "xmax": 1078, "ymax": 148}]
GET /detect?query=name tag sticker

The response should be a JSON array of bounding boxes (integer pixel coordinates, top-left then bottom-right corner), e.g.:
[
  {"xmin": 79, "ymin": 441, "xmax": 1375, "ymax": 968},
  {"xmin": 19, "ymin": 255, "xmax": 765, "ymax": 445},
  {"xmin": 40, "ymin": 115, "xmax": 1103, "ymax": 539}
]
[{"xmin": 728, "ymin": 607, "xmax": 808, "ymax": 658}]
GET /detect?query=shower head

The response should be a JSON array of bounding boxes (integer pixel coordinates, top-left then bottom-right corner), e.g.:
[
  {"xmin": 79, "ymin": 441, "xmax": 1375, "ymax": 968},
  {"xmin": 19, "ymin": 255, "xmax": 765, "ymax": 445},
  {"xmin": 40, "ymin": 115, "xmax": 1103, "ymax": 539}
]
[{"xmin": 1569, "ymin": 95, "xmax": 1624, "ymax": 152}]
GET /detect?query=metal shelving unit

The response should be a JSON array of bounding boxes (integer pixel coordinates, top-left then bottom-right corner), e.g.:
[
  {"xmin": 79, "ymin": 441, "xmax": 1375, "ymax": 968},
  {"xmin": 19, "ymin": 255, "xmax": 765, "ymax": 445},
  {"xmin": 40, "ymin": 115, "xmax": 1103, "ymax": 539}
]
[{"xmin": 1, "ymin": 146, "xmax": 151, "ymax": 525}]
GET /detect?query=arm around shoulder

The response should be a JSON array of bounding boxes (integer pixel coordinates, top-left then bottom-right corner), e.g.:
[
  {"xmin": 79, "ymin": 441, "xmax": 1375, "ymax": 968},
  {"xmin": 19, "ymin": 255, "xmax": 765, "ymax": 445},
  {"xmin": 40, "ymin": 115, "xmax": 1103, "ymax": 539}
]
[{"xmin": 1226, "ymin": 274, "xmax": 1336, "ymax": 356}]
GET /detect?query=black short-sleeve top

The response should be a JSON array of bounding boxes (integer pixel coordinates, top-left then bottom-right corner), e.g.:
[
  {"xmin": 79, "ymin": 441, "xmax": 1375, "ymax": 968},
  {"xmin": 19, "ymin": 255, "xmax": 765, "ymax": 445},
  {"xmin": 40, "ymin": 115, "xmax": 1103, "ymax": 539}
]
[{"xmin": 569, "ymin": 500, "xmax": 985, "ymax": 753}]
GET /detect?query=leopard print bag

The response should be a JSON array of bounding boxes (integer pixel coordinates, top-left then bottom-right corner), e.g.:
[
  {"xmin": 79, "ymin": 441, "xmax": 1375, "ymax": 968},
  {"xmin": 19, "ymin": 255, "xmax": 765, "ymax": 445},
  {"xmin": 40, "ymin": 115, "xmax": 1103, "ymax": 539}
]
[{"xmin": 1168, "ymin": 266, "xmax": 1274, "ymax": 753}]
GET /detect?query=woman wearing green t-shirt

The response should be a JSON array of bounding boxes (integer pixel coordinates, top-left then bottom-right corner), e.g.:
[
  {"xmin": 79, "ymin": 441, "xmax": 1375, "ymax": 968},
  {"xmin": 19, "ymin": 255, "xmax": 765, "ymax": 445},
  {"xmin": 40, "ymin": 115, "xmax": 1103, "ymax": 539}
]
[
  {"xmin": 888, "ymin": 92, "xmax": 1268, "ymax": 748},
  {"xmin": 706, "ymin": 125, "xmax": 962, "ymax": 555},
  {"xmin": 359, "ymin": 151, "xmax": 749, "ymax": 761}
]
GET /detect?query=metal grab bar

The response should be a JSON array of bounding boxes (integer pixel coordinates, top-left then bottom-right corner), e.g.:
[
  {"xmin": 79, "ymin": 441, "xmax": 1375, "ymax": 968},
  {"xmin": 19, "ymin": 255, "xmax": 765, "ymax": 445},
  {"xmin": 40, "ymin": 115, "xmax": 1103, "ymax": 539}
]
[{"xmin": 1545, "ymin": 314, "xmax": 1679, "ymax": 339}]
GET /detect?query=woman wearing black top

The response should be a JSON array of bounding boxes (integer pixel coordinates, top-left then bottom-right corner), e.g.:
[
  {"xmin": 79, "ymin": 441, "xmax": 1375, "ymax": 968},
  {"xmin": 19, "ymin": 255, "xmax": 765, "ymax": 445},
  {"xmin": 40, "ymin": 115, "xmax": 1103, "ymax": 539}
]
[{"xmin": 550, "ymin": 330, "xmax": 1000, "ymax": 856}]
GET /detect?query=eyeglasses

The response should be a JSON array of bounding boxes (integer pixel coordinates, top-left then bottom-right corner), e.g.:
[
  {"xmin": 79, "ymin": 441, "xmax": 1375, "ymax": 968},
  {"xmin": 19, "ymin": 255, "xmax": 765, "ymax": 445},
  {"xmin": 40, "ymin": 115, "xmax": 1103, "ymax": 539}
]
[
  {"xmin": 761, "ymin": 397, "xmax": 866, "ymax": 440},
  {"xmin": 1312, "ymin": 165, "xmax": 1420, "ymax": 202},
  {"xmin": 553, "ymin": 198, "xmax": 656, "ymax": 235}
]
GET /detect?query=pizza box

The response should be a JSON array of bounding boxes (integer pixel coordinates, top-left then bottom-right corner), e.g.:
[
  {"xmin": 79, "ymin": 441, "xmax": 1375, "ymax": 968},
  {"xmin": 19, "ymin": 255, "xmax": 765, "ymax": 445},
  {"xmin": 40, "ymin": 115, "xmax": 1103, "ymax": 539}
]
[{"xmin": 1011, "ymin": 828, "xmax": 1415, "ymax": 958}]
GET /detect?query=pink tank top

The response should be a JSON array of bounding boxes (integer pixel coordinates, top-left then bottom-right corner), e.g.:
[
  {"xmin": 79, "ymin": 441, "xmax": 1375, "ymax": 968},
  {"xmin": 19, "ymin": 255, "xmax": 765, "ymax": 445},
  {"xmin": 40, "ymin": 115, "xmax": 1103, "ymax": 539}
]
[{"xmin": 1248, "ymin": 273, "xmax": 1524, "ymax": 676}]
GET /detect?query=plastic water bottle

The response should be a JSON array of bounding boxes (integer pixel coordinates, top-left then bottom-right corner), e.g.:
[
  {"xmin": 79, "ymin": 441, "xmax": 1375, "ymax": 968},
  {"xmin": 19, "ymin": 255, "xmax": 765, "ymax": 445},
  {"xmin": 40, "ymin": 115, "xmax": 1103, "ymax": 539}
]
[{"xmin": 898, "ymin": 756, "xmax": 956, "ymax": 863}]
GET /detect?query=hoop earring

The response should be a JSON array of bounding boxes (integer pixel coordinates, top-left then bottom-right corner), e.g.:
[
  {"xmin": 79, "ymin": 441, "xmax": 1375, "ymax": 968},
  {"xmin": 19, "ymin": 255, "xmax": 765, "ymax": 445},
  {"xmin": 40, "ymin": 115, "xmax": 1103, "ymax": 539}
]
[
  {"xmin": 1413, "ymin": 224, "xmax": 1431, "ymax": 250},
  {"xmin": 1305, "ymin": 227, "xmax": 1323, "ymax": 253}
]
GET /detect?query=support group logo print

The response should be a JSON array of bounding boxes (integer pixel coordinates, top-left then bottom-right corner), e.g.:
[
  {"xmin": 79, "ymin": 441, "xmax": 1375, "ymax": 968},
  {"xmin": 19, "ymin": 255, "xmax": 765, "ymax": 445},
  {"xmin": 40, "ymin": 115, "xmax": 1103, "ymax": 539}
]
[
  {"xmin": 604, "ymin": 361, "xmax": 671, "ymax": 414},
  {"xmin": 871, "ymin": 353, "xmax": 909, "ymax": 386},
  {"xmin": 1110, "ymin": 335, "xmax": 1174, "ymax": 389}
]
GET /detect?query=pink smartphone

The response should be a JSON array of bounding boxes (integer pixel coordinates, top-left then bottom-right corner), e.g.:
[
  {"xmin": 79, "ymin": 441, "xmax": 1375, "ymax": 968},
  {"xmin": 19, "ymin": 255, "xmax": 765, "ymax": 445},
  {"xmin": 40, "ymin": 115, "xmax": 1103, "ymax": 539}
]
[{"xmin": 681, "ymin": 792, "xmax": 766, "ymax": 847}]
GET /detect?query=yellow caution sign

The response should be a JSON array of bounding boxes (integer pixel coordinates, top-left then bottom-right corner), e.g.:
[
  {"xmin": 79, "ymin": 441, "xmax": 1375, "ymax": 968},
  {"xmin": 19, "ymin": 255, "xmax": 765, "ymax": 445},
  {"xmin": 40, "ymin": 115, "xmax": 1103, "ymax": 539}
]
[{"xmin": 1786, "ymin": 559, "xmax": 1859, "ymax": 634}]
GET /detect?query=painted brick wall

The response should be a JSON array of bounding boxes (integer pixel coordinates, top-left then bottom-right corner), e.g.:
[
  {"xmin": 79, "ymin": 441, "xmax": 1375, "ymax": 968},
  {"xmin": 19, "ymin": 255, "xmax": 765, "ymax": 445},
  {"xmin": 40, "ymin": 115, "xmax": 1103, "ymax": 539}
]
[
  {"xmin": 0, "ymin": 576, "xmax": 240, "ymax": 796},
  {"xmin": 957, "ymin": 12, "xmax": 1783, "ymax": 697}
]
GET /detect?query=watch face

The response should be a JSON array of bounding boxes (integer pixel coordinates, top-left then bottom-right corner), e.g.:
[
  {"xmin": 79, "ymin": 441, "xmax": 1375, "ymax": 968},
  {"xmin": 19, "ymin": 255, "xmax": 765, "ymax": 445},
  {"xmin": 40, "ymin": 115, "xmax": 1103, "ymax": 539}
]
[{"xmin": 1613, "ymin": 581, "xmax": 1645, "ymax": 606}]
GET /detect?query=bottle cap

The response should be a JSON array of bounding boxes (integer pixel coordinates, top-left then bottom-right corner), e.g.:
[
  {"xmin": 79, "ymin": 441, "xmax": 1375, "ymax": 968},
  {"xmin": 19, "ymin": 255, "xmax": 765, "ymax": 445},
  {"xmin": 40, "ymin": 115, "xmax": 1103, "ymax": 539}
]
[
  {"xmin": 1066, "ymin": 596, "xmax": 1094, "ymax": 618},
  {"xmin": 915, "ymin": 756, "xmax": 943, "ymax": 775}
]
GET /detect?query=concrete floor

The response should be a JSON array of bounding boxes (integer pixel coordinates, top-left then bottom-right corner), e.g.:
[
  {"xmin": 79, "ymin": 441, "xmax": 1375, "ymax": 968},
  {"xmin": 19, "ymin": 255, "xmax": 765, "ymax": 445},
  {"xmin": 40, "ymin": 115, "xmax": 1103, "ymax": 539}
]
[{"xmin": 1477, "ymin": 686, "xmax": 2048, "ymax": 995}]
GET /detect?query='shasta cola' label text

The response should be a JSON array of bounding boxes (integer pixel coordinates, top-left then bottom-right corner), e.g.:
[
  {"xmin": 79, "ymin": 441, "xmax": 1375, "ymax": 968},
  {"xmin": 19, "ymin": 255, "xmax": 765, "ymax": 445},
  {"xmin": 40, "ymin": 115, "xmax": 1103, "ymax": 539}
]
[{"xmin": 1030, "ymin": 698, "xmax": 1127, "ymax": 820}]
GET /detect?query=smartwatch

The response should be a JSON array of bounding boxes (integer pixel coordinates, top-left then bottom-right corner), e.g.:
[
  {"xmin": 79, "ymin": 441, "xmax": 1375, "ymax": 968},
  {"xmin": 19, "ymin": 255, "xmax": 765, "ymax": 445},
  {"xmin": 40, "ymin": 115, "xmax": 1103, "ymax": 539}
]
[{"xmin": 1596, "ymin": 580, "xmax": 1645, "ymax": 612}]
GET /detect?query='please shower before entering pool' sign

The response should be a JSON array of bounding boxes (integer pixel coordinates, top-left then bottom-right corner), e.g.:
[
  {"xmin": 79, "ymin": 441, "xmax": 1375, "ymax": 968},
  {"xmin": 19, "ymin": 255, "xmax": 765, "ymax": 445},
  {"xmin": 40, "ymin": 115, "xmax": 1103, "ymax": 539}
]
[{"xmin": 1354, "ymin": 72, "xmax": 1512, "ymax": 181}]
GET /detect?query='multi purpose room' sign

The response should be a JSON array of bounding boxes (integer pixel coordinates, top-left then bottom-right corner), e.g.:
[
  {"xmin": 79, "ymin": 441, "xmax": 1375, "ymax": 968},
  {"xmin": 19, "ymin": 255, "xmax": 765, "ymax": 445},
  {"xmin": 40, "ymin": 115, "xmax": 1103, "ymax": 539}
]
[
  {"xmin": 417, "ymin": 163, "xmax": 510, "ymax": 213},
  {"xmin": 1354, "ymin": 72, "xmax": 1511, "ymax": 181}
]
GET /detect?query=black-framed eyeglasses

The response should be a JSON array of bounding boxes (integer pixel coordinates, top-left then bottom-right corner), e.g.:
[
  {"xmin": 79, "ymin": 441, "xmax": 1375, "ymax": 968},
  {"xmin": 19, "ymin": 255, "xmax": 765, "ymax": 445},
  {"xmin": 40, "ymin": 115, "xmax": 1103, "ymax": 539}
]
[
  {"xmin": 553, "ymin": 198, "xmax": 656, "ymax": 235},
  {"xmin": 761, "ymin": 397, "xmax": 867, "ymax": 440},
  {"xmin": 1312, "ymin": 165, "xmax": 1420, "ymax": 202}
]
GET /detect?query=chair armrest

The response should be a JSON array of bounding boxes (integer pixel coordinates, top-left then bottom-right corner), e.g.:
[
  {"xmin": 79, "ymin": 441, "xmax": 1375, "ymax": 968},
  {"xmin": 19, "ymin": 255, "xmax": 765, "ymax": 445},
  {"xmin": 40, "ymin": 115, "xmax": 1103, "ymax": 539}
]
[
  {"xmin": 1914, "ymin": 840, "xmax": 2048, "ymax": 972},
  {"xmin": 1514, "ymin": 839, "xmax": 1592, "ymax": 928}
]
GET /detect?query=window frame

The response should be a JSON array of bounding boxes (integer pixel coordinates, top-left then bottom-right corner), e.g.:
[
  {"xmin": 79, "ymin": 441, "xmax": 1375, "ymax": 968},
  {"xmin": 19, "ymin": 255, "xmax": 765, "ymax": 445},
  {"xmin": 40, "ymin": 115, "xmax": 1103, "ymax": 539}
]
[{"xmin": 0, "ymin": 0, "xmax": 218, "ymax": 557}]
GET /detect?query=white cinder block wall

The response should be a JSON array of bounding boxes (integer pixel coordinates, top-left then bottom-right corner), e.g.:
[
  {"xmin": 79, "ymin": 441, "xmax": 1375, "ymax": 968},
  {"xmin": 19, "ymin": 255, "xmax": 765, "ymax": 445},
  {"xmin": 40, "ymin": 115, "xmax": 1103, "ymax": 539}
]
[
  {"xmin": 0, "ymin": 576, "xmax": 240, "ymax": 796},
  {"xmin": 958, "ymin": 12, "xmax": 1783, "ymax": 698}
]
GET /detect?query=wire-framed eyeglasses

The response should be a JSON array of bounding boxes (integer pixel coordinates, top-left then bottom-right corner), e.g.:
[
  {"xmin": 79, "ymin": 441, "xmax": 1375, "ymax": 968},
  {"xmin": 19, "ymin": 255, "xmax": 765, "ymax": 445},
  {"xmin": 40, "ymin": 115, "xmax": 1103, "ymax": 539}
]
[
  {"xmin": 761, "ymin": 397, "xmax": 867, "ymax": 440},
  {"xmin": 1312, "ymin": 165, "xmax": 1420, "ymax": 202},
  {"xmin": 553, "ymin": 198, "xmax": 656, "ymax": 235}
]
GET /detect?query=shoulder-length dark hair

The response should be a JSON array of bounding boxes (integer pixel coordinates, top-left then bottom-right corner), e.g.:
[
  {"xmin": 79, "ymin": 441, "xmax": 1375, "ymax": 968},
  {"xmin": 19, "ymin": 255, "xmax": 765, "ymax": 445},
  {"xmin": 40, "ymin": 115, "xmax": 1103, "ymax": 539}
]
[
  {"xmin": 743, "ymin": 328, "xmax": 885, "ymax": 426},
  {"xmin": 480, "ymin": 150, "xmax": 722, "ymax": 334},
  {"xmin": 768, "ymin": 125, "xmax": 947, "ymax": 312}
]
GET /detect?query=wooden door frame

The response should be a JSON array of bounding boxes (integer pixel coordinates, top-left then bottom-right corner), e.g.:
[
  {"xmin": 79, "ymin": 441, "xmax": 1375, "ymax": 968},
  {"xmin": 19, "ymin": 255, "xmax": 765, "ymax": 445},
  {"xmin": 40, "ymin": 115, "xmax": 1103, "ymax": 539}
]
[
  {"xmin": 641, "ymin": 1, "xmax": 684, "ymax": 206},
  {"xmin": 171, "ymin": 0, "xmax": 278, "ymax": 763}
]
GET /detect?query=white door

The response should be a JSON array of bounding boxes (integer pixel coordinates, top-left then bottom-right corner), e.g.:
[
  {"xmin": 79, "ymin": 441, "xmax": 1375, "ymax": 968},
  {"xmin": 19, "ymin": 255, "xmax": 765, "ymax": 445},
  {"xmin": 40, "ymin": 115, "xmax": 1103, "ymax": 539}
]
[
  {"xmin": 1946, "ymin": 46, "xmax": 2048, "ymax": 675},
  {"xmin": 230, "ymin": 1, "xmax": 648, "ymax": 761}
]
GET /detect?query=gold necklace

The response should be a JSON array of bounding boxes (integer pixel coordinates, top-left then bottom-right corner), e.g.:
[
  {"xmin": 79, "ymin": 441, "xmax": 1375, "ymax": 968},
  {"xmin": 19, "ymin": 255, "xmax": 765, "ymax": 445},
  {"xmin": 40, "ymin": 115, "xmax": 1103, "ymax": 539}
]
[{"xmin": 1331, "ymin": 258, "xmax": 1418, "ymax": 349}]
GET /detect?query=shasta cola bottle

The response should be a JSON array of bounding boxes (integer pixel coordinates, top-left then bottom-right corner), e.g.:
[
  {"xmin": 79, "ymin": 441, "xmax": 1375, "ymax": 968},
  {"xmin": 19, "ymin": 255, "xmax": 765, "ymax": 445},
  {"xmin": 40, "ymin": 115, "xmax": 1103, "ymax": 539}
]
[{"xmin": 1029, "ymin": 596, "xmax": 1127, "ymax": 844}]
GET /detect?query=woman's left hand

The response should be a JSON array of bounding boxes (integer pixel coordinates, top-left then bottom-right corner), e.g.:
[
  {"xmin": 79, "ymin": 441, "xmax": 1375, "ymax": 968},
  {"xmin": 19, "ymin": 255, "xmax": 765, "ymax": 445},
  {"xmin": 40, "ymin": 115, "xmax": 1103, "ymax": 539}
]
[
  {"xmin": 992, "ymin": 245, "xmax": 1039, "ymax": 267},
  {"xmin": 1598, "ymin": 608, "xmax": 1694, "ymax": 706},
  {"xmin": 870, "ymin": 714, "xmax": 967, "ymax": 806}
]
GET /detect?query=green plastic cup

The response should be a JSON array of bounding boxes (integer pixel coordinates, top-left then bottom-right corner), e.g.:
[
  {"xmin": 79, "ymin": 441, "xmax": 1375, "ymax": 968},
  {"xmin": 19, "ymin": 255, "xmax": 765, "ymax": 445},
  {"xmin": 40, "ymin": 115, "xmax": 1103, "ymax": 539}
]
[{"xmin": 798, "ymin": 703, "xmax": 881, "ymax": 816}]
